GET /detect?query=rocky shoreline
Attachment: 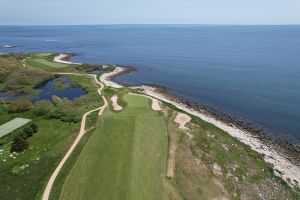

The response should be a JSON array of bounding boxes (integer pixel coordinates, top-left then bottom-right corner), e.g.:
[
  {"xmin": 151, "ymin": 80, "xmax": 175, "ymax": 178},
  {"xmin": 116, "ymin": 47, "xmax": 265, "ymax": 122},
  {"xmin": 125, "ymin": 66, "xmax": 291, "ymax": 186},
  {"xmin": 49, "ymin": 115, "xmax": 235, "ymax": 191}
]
[
  {"xmin": 135, "ymin": 84, "xmax": 300, "ymax": 166},
  {"xmin": 98, "ymin": 61, "xmax": 300, "ymax": 169},
  {"xmin": 108, "ymin": 66, "xmax": 300, "ymax": 188},
  {"xmin": 58, "ymin": 53, "xmax": 300, "ymax": 188}
]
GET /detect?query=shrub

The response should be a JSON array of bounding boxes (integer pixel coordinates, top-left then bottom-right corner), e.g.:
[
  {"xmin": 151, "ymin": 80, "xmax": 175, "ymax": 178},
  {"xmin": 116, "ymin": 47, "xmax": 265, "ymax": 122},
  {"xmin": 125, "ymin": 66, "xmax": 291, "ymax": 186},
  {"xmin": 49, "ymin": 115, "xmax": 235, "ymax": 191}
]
[
  {"xmin": 33, "ymin": 100, "xmax": 54, "ymax": 117},
  {"xmin": 8, "ymin": 99, "xmax": 32, "ymax": 113},
  {"xmin": 23, "ymin": 123, "xmax": 39, "ymax": 138},
  {"xmin": 34, "ymin": 95, "xmax": 82, "ymax": 123},
  {"xmin": 60, "ymin": 107, "xmax": 81, "ymax": 123},
  {"xmin": 10, "ymin": 136, "xmax": 28, "ymax": 152}
]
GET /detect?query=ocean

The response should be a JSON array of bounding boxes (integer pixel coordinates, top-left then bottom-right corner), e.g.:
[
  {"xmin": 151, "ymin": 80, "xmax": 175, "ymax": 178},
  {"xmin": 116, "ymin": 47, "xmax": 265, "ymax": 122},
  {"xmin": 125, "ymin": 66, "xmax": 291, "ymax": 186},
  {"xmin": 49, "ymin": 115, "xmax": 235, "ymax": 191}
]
[{"xmin": 1, "ymin": 25, "xmax": 299, "ymax": 143}]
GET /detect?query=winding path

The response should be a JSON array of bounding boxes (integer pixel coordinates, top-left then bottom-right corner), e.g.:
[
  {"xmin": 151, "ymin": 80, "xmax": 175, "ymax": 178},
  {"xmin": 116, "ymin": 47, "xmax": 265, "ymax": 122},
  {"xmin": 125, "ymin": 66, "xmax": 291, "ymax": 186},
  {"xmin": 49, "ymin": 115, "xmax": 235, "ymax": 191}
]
[{"xmin": 42, "ymin": 74, "xmax": 107, "ymax": 200}]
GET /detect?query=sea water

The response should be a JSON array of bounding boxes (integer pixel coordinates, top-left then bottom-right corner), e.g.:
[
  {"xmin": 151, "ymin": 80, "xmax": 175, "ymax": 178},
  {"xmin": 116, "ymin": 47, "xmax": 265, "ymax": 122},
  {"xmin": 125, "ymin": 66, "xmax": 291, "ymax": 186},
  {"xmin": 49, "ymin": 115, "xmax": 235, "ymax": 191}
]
[{"xmin": 1, "ymin": 25, "xmax": 299, "ymax": 143}]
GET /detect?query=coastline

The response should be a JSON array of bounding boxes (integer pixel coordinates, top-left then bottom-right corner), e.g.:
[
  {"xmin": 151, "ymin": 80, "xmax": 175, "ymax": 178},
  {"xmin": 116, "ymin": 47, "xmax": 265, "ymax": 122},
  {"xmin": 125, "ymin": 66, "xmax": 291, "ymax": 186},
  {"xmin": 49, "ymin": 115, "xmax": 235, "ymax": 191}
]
[
  {"xmin": 56, "ymin": 53, "xmax": 300, "ymax": 188},
  {"xmin": 103, "ymin": 65, "xmax": 300, "ymax": 189},
  {"xmin": 53, "ymin": 53, "xmax": 82, "ymax": 65}
]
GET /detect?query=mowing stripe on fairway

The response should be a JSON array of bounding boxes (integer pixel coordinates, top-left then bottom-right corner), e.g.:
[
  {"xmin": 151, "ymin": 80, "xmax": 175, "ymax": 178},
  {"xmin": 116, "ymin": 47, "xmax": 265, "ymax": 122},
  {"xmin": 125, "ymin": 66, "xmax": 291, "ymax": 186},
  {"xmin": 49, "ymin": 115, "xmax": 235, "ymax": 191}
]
[
  {"xmin": 59, "ymin": 94, "xmax": 169, "ymax": 200},
  {"xmin": 29, "ymin": 59, "xmax": 69, "ymax": 68}
]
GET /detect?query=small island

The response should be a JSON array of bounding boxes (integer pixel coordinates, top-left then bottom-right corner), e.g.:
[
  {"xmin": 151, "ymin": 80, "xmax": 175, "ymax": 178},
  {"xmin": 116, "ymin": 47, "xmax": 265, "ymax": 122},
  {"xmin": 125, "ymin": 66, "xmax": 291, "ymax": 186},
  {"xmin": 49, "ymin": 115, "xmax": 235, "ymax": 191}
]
[
  {"xmin": 0, "ymin": 52, "xmax": 299, "ymax": 200},
  {"xmin": 0, "ymin": 45, "xmax": 17, "ymax": 48}
]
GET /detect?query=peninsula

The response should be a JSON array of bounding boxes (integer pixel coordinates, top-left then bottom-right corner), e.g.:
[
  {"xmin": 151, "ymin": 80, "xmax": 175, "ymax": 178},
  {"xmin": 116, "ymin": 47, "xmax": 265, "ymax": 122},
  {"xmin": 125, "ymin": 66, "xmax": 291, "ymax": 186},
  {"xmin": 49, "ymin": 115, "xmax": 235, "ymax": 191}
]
[{"xmin": 0, "ymin": 52, "xmax": 299, "ymax": 200}]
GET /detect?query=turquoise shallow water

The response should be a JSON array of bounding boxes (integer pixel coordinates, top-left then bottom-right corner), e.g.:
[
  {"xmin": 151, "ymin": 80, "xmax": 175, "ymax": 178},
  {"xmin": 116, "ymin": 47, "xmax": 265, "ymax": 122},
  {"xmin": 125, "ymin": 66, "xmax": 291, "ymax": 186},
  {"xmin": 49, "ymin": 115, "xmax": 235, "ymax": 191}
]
[{"xmin": 0, "ymin": 25, "xmax": 299, "ymax": 143}]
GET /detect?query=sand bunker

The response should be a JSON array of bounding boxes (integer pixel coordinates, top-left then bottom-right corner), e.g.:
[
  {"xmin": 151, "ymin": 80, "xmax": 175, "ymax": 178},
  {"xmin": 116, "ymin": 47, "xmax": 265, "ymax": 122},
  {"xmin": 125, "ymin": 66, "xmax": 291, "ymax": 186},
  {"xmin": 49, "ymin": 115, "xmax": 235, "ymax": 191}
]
[
  {"xmin": 111, "ymin": 95, "xmax": 123, "ymax": 111},
  {"xmin": 174, "ymin": 113, "xmax": 191, "ymax": 130},
  {"xmin": 150, "ymin": 97, "xmax": 161, "ymax": 111}
]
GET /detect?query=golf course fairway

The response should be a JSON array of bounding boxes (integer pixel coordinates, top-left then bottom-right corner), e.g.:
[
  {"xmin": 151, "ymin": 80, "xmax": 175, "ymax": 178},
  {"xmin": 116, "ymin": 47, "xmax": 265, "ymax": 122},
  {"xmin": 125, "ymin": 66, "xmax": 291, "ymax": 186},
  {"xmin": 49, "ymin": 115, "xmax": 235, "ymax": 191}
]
[{"xmin": 59, "ymin": 94, "xmax": 169, "ymax": 200}]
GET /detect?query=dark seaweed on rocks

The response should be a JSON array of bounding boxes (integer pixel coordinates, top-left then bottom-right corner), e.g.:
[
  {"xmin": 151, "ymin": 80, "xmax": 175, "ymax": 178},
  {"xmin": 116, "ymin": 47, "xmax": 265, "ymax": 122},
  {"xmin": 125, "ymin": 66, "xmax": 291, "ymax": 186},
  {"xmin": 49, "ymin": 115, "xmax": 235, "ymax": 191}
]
[{"xmin": 110, "ymin": 67, "xmax": 300, "ymax": 167}]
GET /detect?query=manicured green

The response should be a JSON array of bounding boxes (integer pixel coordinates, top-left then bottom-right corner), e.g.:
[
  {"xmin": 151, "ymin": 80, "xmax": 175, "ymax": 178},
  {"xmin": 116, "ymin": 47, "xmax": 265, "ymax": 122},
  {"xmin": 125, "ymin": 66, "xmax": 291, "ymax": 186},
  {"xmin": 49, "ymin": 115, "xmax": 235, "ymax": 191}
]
[
  {"xmin": 59, "ymin": 94, "xmax": 169, "ymax": 200},
  {"xmin": 26, "ymin": 58, "xmax": 69, "ymax": 69}
]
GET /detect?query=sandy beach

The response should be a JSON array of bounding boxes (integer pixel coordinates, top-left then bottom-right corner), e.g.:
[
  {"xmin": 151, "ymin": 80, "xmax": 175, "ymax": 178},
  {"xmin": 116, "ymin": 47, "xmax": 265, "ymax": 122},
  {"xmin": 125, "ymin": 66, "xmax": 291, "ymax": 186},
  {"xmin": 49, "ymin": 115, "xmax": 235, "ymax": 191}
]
[
  {"xmin": 53, "ymin": 54, "xmax": 82, "ymax": 65},
  {"xmin": 99, "ymin": 66, "xmax": 125, "ymax": 88}
]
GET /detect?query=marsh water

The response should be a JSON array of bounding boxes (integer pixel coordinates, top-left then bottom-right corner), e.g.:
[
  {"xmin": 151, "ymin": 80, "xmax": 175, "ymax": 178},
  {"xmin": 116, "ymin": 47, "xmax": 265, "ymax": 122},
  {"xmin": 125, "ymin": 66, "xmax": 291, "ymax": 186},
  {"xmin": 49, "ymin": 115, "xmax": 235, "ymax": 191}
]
[
  {"xmin": 32, "ymin": 76, "xmax": 86, "ymax": 103},
  {"xmin": 0, "ymin": 25, "xmax": 300, "ymax": 143},
  {"xmin": 1, "ymin": 76, "xmax": 86, "ymax": 103}
]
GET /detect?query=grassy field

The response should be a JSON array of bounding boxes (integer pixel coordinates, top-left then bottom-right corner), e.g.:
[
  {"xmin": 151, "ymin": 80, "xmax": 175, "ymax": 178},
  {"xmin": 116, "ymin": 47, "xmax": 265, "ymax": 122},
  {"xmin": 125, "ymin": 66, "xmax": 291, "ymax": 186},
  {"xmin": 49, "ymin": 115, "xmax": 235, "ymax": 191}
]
[
  {"xmin": 0, "ymin": 54, "xmax": 52, "ymax": 94},
  {"xmin": 170, "ymin": 107, "xmax": 300, "ymax": 199},
  {"xmin": 58, "ymin": 94, "xmax": 173, "ymax": 200},
  {"xmin": 25, "ymin": 53, "xmax": 73, "ymax": 71},
  {"xmin": 0, "ymin": 53, "xmax": 103, "ymax": 200},
  {"xmin": 0, "ymin": 106, "xmax": 80, "ymax": 200},
  {"xmin": 1, "ymin": 52, "xmax": 299, "ymax": 200},
  {"xmin": 26, "ymin": 58, "xmax": 70, "ymax": 69}
]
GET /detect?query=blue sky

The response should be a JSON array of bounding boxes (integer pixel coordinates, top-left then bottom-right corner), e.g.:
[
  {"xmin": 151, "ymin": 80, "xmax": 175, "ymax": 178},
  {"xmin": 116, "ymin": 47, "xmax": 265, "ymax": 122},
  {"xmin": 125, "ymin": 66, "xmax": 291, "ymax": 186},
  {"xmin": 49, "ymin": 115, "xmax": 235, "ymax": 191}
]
[{"xmin": 1, "ymin": 0, "xmax": 300, "ymax": 25}]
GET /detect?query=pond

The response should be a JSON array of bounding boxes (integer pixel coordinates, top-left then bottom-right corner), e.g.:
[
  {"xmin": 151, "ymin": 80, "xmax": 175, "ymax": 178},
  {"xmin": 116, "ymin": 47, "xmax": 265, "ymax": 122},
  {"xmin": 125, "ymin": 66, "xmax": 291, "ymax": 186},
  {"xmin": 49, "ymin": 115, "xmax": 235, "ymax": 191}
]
[
  {"xmin": 32, "ymin": 76, "xmax": 86, "ymax": 103},
  {"xmin": 0, "ymin": 76, "xmax": 86, "ymax": 103}
]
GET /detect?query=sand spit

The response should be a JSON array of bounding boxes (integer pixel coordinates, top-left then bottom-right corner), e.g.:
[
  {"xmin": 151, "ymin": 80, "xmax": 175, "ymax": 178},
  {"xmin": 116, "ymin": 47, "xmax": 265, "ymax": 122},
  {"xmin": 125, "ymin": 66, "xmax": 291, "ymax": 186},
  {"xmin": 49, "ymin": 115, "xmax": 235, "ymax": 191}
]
[
  {"xmin": 111, "ymin": 95, "xmax": 123, "ymax": 111},
  {"xmin": 100, "ymin": 67, "xmax": 125, "ymax": 88},
  {"xmin": 53, "ymin": 54, "xmax": 82, "ymax": 65},
  {"xmin": 174, "ymin": 113, "xmax": 191, "ymax": 130}
]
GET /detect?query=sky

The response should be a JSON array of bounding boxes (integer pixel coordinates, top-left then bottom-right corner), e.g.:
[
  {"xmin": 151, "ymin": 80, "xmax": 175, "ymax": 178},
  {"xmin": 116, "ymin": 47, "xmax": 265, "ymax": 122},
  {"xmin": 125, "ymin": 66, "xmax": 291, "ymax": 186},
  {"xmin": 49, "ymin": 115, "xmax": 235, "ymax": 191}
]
[{"xmin": 1, "ymin": 0, "xmax": 300, "ymax": 25}]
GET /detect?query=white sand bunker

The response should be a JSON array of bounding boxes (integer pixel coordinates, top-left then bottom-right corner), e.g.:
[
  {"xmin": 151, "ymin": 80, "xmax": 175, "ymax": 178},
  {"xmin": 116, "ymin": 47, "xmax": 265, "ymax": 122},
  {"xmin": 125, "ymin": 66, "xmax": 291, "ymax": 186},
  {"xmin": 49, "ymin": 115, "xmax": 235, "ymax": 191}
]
[
  {"xmin": 174, "ymin": 113, "xmax": 191, "ymax": 130},
  {"xmin": 110, "ymin": 95, "xmax": 123, "ymax": 111},
  {"xmin": 150, "ymin": 97, "xmax": 161, "ymax": 111}
]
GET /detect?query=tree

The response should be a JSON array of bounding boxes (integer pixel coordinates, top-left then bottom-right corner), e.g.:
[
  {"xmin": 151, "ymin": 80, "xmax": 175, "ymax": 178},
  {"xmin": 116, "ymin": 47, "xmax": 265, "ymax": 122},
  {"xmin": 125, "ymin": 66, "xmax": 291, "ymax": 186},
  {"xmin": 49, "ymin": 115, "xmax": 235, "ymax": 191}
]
[
  {"xmin": 23, "ymin": 122, "xmax": 39, "ymax": 138},
  {"xmin": 10, "ymin": 136, "xmax": 28, "ymax": 152},
  {"xmin": 8, "ymin": 99, "xmax": 32, "ymax": 113}
]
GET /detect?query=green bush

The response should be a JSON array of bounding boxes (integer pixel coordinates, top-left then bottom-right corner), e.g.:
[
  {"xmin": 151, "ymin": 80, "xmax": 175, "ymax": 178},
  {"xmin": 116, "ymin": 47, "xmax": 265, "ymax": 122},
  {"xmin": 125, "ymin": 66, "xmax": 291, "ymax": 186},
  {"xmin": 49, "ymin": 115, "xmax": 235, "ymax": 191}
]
[
  {"xmin": 34, "ymin": 96, "xmax": 81, "ymax": 122},
  {"xmin": 10, "ymin": 136, "xmax": 28, "ymax": 152},
  {"xmin": 22, "ymin": 123, "xmax": 39, "ymax": 138},
  {"xmin": 8, "ymin": 99, "xmax": 32, "ymax": 113},
  {"xmin": 33, "ymin": 100, "xmax": 54, "ymax": 117}
]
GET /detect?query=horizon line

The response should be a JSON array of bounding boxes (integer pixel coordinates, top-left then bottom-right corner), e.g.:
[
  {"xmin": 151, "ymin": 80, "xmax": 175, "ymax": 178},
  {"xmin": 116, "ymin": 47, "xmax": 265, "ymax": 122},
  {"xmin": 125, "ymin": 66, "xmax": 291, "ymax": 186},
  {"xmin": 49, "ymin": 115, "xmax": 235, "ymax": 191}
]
[{"xmin": 0, "ymin": 23, "xmax": 300, "ymax": 26}]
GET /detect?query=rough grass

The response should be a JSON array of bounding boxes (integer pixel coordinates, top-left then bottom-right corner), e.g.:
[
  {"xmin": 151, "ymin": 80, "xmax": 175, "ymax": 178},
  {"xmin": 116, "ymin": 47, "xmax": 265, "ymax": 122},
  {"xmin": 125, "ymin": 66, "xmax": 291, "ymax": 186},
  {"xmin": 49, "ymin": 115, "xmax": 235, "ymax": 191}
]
[
  {"xmin": 0, "ymin": 55, "xmax": 52, "ymax": 94},
  {"xmin": 58, "ymin": 94, "xmax": 170, "ymax": 200},
  {"xmin": 172, "ymin": 107, "xmax": 300, "ymax": 200},
  {"xmin": 85, "ymin": 112, "xmax": 99, "ymax": 130},
  {"xmin": 49, "ymin": 128, "xmax": 96, "ymax": 200},
  {"xmin": 0, "ymin": 61, "xmax": 102, "ymax": 200},
  {"xmin": 0, "ymin": 110, "xmax": 80, "ymax": 200}
]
